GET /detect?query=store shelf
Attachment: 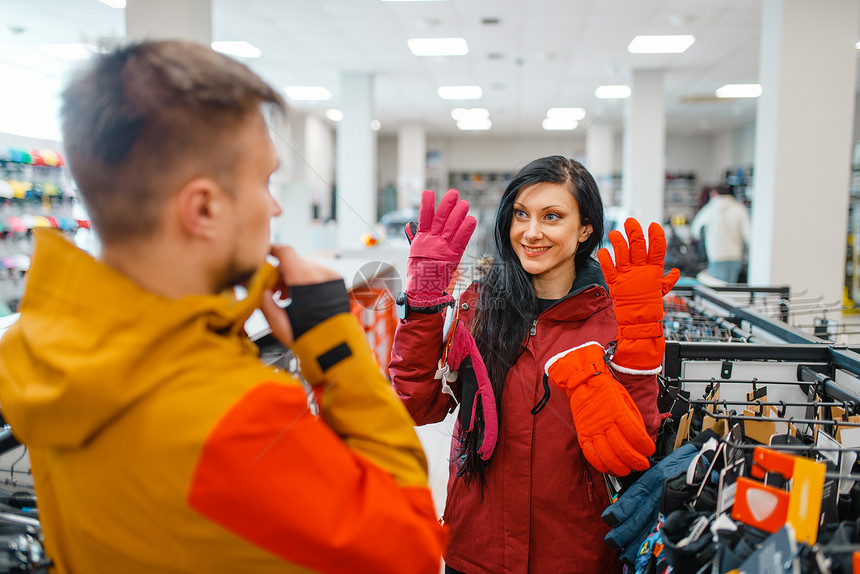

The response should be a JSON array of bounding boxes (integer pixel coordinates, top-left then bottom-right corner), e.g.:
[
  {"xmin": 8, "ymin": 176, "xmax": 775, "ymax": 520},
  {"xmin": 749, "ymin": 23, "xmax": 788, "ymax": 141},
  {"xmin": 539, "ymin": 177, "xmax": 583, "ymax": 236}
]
[
  {"xmin": 664, "ymin": 173, "xmax": 699, "ymax": 224},
  {"xmin": 0, "ymin": 147, "xmax": 88, "ymax": 314},
  {"xmin": 600, "ymin": 172, "xmax": 699, "ymax": 224},
  {"xmin": 846, "ymin": 141, "xmax": 860, "ymax": 306}
]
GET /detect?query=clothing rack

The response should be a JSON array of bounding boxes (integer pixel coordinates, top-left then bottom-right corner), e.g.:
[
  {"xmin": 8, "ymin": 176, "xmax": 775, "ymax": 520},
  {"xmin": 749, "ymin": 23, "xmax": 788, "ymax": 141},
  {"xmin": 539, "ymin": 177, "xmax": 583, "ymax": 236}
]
[
  {"xmin": 688, "ymin": 400, "xmax": 858, "ymax": 417},
  {"xmin": 661, "ymin": 286, "xmax": 860, "ymax": 461},
  {"xmin": 680, "ymin": 284, "xmax": 860, "ymax": 345},
  {"xmin": 673, "ymin": 284, "xmax": 791, "ymax": 323},
  {"xmin": 614, "ymin": 286, "xmax": 860, "ymax": 573}
]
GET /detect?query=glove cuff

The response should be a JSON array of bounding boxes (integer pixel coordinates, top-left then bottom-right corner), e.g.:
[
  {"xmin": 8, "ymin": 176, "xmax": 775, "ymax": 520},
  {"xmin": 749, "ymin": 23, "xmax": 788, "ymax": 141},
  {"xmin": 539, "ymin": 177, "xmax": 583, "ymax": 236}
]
[
  {"xmin": 407, "ymin": 292, "xmax": 453, "ymax": 308},
  {"xmin": 396, "ymin": 292, "xmax": 454, "ymax": 319},
  {"xmin": 607, "ymin": 360, "xmax": 662, "ymax": 376},
  {"xmin": 545, "ymin": 341, "xmax": 605, "ymax": 372},
  {"xmin": 545, "ymin": 341, "xmax": 609, "ymax": 389},
  {"xmin": 608, "ymin": 337, "xmax": 664, "ymax": 375}
]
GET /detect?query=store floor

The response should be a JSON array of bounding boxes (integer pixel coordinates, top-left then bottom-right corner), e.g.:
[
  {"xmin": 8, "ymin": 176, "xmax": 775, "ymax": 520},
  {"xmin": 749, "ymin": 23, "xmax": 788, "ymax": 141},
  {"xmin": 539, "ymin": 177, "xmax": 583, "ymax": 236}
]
[
  {"xmin": 414, "ymin": 413, "xmax": 456, "ymax": 573},
  {"xmin": 415, "ymin": 412, "xmax": 457, "ymax": 521}
]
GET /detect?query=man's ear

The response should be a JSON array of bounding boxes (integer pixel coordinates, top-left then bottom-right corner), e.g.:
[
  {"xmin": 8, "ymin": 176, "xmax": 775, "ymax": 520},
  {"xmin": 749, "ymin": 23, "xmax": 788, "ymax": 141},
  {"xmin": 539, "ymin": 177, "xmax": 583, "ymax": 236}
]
[{"xmin": 176, "ymin": 177, "xmax": 226, "ymax": 240}]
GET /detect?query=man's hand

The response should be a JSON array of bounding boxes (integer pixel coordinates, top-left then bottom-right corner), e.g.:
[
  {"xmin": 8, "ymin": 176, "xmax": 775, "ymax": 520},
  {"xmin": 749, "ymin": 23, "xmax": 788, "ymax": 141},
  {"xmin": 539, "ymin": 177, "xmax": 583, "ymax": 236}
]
[{"xmin": 260, "ymin": 244, "xmax": 343, "ymax": 347}]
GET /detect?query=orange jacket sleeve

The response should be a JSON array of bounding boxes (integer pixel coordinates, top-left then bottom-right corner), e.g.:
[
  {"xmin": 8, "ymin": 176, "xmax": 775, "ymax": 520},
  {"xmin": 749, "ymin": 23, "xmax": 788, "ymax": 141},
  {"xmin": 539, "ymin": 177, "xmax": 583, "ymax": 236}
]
[{"xmin": 188, "ymin": 313, "xmax": 447, "ymax": 573}]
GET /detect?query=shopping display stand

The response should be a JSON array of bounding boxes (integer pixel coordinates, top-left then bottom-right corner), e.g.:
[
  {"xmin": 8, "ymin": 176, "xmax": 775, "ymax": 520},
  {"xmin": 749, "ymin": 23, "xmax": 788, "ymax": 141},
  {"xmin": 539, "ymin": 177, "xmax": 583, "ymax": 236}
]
[{"xmin": 633, "ymin": 285, "xmax": 860, "ymax": 572}]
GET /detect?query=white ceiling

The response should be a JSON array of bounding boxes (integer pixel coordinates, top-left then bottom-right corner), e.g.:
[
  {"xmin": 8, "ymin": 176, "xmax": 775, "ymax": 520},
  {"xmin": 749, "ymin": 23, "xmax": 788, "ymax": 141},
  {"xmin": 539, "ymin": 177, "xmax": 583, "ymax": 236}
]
[{"xmin": 0, "ymin": 0, "xmax": 857, "ymax": 139}]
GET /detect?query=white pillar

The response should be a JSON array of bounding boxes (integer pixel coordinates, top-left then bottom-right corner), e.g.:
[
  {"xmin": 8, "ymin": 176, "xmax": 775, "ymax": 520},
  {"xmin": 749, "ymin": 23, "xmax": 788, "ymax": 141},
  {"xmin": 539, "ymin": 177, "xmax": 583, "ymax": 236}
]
[
  {"xmin": 304, "ymin": 115, "xmax": 336, "ymax": 221},
  {"xmin": 269, "ymin": 112, "xmax": 314, "ymax": 252},
  {"xmin": 125, "ymin": 0, "xmax": 211, "ymax": 44},
  {"xmin": 621, "ymin": 69, "xmax": 665, "ymax": 226},
  {"xmin": 336, "ymin": 72, "xmax": 376, "ymax": 250},
  {"xmin": 585, "ymin": 120, "xmax": 615, "ymax": 206},
  {"xmin": 396, "ymin": 125, "xmax": 426, "ymax": 210},
  {"xmin": 748, "ymin": 0, "xmax": 858, "ymax": 303}
]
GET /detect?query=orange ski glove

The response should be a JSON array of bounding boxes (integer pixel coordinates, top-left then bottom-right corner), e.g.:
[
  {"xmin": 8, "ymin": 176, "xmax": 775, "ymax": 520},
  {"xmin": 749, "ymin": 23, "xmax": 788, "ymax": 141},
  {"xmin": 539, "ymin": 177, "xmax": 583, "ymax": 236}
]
[
  {"xmin": 546, "ymin": 342, "xmax": 654, "ymax": 476},
  {"xmin": 597, "ymin": 218, "xmax": 680, "ymax": 374}
]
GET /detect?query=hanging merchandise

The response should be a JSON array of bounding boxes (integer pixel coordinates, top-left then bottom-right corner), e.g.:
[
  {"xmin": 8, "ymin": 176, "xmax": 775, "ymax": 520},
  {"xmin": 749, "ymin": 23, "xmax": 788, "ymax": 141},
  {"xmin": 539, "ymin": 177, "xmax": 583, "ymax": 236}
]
[
  {"xmin": 0, "ymin": 147, "xmax": 85, "ymax": 314},
  {"xmin": 602, "ymin": 430, "xmax": 719, "ymax": 565},
  {"xmin": 608, "ymin": 284, "xmax": 860, "ymax": 574},
  {"xmin": 731, "ymin": 448, "xmax": 826, "ymax": 544}
]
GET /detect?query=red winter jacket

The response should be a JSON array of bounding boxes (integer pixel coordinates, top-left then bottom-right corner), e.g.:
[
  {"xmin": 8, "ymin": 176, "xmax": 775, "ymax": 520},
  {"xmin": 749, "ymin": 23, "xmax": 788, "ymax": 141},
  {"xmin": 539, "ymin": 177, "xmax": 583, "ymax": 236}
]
[{"xmin": 389, "ymin": 259, "xmax": 661, "ymax": 574}]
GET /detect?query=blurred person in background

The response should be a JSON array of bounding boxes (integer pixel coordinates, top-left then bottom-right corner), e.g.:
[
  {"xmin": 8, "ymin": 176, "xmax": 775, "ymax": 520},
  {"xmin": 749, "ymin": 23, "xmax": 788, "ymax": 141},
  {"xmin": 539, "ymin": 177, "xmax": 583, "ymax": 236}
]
[{"xmin": 690, "ymin": 184, "xmax": 751, "ymax": 283}]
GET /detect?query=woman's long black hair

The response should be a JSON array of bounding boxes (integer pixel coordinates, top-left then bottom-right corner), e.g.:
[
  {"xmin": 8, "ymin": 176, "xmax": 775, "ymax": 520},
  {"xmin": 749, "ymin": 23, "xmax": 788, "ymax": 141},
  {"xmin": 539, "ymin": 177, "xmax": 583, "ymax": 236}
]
[{"xmin": 456, "ymin": 155, "xmax": 605, "ymax": 484}]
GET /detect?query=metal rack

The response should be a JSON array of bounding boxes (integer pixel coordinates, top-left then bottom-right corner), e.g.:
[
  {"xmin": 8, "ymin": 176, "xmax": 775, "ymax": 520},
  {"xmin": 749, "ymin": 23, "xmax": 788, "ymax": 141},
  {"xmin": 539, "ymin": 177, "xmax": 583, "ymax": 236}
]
[
  {"xmin": 680, "ymin": 284, "xmax": 860, "ymax": 345},
  {"xmin": 663, "ymin": 284, "xmax": 860, "ymax": 432}
]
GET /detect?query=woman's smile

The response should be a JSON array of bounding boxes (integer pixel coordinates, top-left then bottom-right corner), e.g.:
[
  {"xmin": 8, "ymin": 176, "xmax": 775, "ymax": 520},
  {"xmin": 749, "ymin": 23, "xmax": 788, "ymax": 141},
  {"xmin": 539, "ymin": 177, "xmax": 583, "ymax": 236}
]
[{"xmin": 521, "ymin": 244, "xmax": 551, "ymax": 256}]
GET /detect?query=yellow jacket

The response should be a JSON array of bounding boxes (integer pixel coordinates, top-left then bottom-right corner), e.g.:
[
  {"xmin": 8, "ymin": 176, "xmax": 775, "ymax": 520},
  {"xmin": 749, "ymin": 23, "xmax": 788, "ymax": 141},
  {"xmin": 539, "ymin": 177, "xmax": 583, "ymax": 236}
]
[{"xmin": 0, "ymin": 229, "xmax": 446, "ymax": 573}]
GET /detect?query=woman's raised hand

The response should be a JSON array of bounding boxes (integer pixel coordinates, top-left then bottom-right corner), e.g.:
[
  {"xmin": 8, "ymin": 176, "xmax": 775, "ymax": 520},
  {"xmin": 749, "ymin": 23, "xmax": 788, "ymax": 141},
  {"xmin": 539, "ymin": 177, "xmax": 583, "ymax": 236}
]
[{"xmin": 404, "ymin": 189, "xmax": 476, "ymax": 309}]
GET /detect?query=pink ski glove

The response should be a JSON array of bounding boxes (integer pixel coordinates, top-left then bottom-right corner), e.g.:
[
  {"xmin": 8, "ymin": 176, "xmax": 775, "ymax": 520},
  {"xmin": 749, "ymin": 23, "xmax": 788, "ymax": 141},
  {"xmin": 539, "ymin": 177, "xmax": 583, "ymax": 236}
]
[
  {"xmin": 445, "ymin": 322, "xmax": 498, "ymax": 460},
  {"xmin": 404, "ymin": 189, "xmax": 476, "ymax": 310}
]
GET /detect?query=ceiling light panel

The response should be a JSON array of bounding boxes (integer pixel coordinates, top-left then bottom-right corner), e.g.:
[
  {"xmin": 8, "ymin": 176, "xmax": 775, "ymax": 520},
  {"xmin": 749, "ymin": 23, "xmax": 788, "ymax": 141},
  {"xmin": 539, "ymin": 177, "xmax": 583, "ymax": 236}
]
[
  {"xmin": 408, "ymin": 38, "xmax": 468, "ymax": 56},
  {"xmin": 451, "ymin": 108, "xmax": 489, "ymax": 121},
  {"xmin": 325, "ymin": 109, "xmax": 343, "ymax": 122},
  {"xmin": 284, "ymin": 86, "xmax": 332, "ymax": 101},
  {"xmin": 97, "ymin": 0, "xmax": 126, "ymax": 7},
  {"xmin": 437, "ymin": 86, "xmax": 483, "ymax": 100},
  {"xmin": 595, "ymin": 85, "xmax": 631, "ymax": 99},
  {"xmin": 627, "ymin": 35, "xmax": 695, "ymax": 54},
  {"xmin": 715, "ymin": 84, "xmax": 762, "ymax": 98},
  {"xmin": 542, "ymin": 118, "xmax": 578, "ymax": 131},
  {"xmin": 457, "ymin": 118, "xmax": 492, "ymax": 131},
  {"xmin": 546, "ymin": 108, "xmax": 585, "ymax": 121}
]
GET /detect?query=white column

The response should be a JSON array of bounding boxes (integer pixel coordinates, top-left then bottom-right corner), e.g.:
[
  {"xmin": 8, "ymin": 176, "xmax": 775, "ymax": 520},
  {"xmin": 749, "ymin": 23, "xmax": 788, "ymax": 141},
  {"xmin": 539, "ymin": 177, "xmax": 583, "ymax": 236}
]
[
  {"xmin": 396, "ymin": 125, "xmax": 426, "ymax": 210},
  {"xmin": 125, "ymin": 0, "xmax": 211, "ymax": 44},
  {"xmin": 269, "ymin": 112, "xmax": 313, "ymax": 252},
  {"xmin": 336, "ymin": 72, "xmax": 376, "ymax": 250},
  {"xmin": 304, "ymin": 115, "xmax": 336, "ymax": 220},
  {"xmin": 748, "ymin": 0, "xmax": 858, "ymax": 303},
  {"xmin": 585, "ymin": 120, "xmax": 615, "ymax": 206},
  {"xmin": 621, "ymin": 69, "xmax": 665, "ymax": 227}
]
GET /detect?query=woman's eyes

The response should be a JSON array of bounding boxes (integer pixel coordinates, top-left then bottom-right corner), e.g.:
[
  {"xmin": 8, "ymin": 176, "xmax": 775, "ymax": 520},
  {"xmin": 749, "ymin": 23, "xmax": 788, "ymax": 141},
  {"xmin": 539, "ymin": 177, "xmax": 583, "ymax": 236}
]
[{"xmin": 514, "ymin": 209, "xmax": 561, "ymax": 221}]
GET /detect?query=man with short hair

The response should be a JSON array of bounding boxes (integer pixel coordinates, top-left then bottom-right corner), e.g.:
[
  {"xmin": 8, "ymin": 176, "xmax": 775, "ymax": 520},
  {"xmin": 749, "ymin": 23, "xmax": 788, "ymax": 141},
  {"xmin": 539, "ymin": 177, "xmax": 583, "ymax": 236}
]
[{"xmin": 0, "ymin": 40, "xmax": 446, "ymax": 573}]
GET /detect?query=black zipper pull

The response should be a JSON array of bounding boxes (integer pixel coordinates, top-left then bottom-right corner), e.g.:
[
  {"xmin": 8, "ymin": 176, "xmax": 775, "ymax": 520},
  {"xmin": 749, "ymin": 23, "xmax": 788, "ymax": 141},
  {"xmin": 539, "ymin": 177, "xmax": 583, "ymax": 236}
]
[{"xmin": 530, "ymin": 373, "xmax": 552, "ymax": 415}]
